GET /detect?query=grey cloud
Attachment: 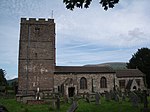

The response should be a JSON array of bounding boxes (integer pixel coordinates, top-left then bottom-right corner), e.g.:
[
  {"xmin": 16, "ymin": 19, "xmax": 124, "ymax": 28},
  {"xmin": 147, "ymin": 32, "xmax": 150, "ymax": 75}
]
[{"xmin": 128, "ymin": 28, "xmax": 145, "ymax": 38}]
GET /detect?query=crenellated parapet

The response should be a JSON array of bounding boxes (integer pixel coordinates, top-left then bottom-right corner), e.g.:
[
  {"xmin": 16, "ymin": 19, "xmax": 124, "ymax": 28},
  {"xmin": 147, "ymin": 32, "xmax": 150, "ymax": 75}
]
[{"xmin": 21, "ymin": 18, "xmax": 54, "ymax": 24}]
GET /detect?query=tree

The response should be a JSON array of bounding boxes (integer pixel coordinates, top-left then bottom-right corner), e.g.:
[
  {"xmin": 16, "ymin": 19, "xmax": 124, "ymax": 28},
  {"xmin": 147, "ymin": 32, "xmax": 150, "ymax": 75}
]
[
  {"xmin": 11, "ymin": 80, "xmax": 18, "ymax": 94},
  {"xmin": 127, "ymin": 48, "xmax": 150, "ymax": 88},
  {"xmin": 0, "ymin": 69, "xmax": 7, "ymax": 86},
  {"xmin": 63, "ymin": 0, "xmax": 119, "ymax": 11}
]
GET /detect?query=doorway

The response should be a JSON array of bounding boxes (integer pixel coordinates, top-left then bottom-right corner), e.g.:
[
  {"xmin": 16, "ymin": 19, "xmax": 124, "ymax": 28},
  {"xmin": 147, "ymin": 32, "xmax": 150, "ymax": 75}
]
[
  {"xmin": 133, "ymin": 86, "xmax": 137, "ymax": 90},
  {"xmin": 68, "ymin": 87, "xmax": 75, "ymax": 97}
]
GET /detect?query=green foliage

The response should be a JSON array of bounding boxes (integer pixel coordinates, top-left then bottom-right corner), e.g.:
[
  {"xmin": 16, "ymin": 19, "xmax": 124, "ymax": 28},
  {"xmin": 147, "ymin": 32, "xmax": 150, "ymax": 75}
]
[
  {"xmin": 127, "ymin": 48, "xmax": 150, "ymax": 88},
  {"xmin": 63, "ymin": 0, "xmax": 119, "ymax": 11},
  {"xmin": 0, "ymin": 69, "xmax": 7, "ymax": 86},
  {"xmin": 7, "ymin": 78, "xmax": 18, "ymax": 86}
]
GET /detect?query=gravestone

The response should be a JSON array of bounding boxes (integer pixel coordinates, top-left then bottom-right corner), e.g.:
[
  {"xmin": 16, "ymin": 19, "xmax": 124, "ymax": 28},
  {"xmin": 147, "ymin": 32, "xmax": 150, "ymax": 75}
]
[
  {"xmin": 67, "ymin": 101, "xmax": 78, "ymax": 112},
  {"xmin": 87, "ymin": 92, "xmax": 89, "ymax": 97},
  {"xmin": 128, "ymin": 92, "xmax": 132, "ymax": 102},
  {"xmin": 83, "ymin": 92, "xmax": 86, "ymax": 99},
  {"xmin": 64, "ymin": 94, "xmax": 69, "ymax": 103},
  {"xmin": 114, "ymin": 94, "xmax": 119, "ymax": 102},
  {"xmin": 56, "ymin": 96, "xmax": 60, "ymax": 110},
  {"xmin": 0, "ymin": 105, "xmax": 9, "ymax": 112},
  {"xmin": 135, "ymin": 89, "xmax": 143, "ymax": 103},
  {"xmin": 110, "ymin": 90, "xmax": 114, "ymax": 100},
  {"xmin": 85, "ymin": 93, "xmax": 90, "ymax": 103},
  {"xmin": 148, "ymin": 89, "xmax": 150, "ymax": 96},
  {"xmin": 129, "ymin": 92, "xmax": 139, "ymax": 107},
  {"xmin": 122, "ymin": 93, "xmax": 126, "ymax": 101},
  {"xmin": 95, "ymin": 92, "xmax": 100, "ymax": 105},
  {"xmin": 141, "ymin": 90, "xmax": 150, "ymax": 112},
  {"xmin": 86, "ymin": 97, "xmax": 90, "ymax": 103},
  {"xmin": 143, "ymin": 90, "xmax": 148, "ymax": 108},
  {"xmin": 49, "ymin": 94, "xmax": 56, "ymax": 110},
  {"xmin": 39, "ymin": 92, "xmax": 44, "ymax": 99},
  {"xmin": 105, "ymin": 91, "xmax": 110, "ymax": 102},
  {"xmin": 52, "ymin": 98, "xmax": 56, "ymax": 110},
  {"xmin": 22, "ymin": 95, "xmax": 35, "ymax": 104},
  {"xmin": 118, "ymin": 90, "xmax": 122, "ymax": 97},
  {"xmin": 73, "ymin": 95, "xmax": 78, "ymax": 102}
]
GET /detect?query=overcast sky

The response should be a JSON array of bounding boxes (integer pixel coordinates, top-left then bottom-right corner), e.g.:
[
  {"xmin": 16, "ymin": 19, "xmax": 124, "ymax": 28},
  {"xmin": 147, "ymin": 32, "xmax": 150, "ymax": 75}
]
[{"xmin": 0, "ymin": 0, "xmax": 150, "ymax": 79}]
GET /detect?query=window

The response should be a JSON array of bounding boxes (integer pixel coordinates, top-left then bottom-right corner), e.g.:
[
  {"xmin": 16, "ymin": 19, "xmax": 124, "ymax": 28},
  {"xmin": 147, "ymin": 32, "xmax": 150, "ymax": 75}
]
[
  {"xmin": 100, "ymin": 77, "xmax": 107, "ymax": 88},
  {"xmin": 35, "ymin": 27, "xmax": 40, "ymax": 36},
  {"xmin": 35, "ymin": 27, "xmax": 40, "ymax": 31},
  {"xmin": 80, "ymin": 77, "xmax": 87, "ymax": 89},
  {"xmin": 58, "ymin": 86, "xmax": 60, "ymax": 92},
  {"xmin": 135, "ymin": 79, "xmax": 140, "ymax": 86},
  {"xmin": 35, "ymin": 53, "xmax": 37, "ymax": 57},
  {"xmin": 119, "ymin": 80, "xmax": 125, "ymax": 88}
]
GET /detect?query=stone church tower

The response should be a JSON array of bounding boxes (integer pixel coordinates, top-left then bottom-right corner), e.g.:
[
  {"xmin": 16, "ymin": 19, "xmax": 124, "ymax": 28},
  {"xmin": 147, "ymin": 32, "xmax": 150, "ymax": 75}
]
[{"xmin": 18, "ymin": 18, "xmax": 55, "ymax": 94}]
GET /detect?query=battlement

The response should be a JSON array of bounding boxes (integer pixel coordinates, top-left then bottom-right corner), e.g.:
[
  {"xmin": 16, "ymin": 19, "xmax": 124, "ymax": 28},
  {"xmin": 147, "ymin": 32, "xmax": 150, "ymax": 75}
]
[{"xmin": 21, "ymin": 18, "xmax": 54, "ymax": 24}]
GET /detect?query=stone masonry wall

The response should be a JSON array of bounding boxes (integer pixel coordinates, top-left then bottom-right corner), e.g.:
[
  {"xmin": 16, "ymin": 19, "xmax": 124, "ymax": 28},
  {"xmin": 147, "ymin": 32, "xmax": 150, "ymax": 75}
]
[
  {"xmin": 54, "ymin": 73, "xmax": 115, "ymax": 94},
  {"xmin": 18, "ymin": 18, "xmax": 55, "ymax": 93}
]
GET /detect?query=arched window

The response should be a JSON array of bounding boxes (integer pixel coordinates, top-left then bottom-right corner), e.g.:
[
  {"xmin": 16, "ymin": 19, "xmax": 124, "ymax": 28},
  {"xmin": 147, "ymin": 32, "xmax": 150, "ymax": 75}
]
[
  {"xmin": 80, "ymin": 77, "xmax": 87, "ymax": 89},
  {"xmin": 100, "ymin": 77, "xmax": 107, "ymax": 88}
]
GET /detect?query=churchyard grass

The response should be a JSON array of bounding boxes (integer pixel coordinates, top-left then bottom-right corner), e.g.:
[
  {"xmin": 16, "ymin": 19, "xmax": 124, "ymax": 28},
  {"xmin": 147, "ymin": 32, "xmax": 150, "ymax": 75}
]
[
  {"xmin": 77, "ymin": 99, "xmax": 142, "ymax": 112},
  {"xmin": 0, "ymin": 97, "xmax": 150, "ymax": 112},
  {"xmin": 0, "ymin": 98, "xmax": 70, "ymax": 112}
]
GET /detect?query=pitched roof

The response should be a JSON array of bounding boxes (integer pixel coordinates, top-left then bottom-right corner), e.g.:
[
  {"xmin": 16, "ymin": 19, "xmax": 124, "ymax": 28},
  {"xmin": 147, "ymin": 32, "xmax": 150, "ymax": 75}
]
[
  {"xmin": 54, "ymin": 66, "xmax": 115, "ymax": 74},
  {"xmin": 126, "ymin": 79, "xmax": 133, "ymax": 90},
  {"xmin": 116, "ymin": 69, "xmax": 145, "ymax": 78}
]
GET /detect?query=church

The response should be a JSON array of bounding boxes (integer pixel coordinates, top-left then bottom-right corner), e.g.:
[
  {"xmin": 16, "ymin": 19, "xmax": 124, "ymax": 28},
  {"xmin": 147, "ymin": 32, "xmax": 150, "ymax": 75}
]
[{"xmin": 18, "ymin": 18, "xmax": 146, "ymax": 97}]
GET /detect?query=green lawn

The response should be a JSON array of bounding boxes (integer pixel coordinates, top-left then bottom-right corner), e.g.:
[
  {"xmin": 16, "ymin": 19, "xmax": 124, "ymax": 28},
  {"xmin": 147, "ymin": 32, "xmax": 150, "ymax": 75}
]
[{"xmin": 0, "ymin": 97, "xmax": 149, "ymax": 112}]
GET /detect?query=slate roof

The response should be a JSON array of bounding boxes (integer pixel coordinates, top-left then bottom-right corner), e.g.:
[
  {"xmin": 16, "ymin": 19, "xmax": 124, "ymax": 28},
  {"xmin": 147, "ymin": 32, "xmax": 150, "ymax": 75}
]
[
  {"xmin": 116, "ymin": 69, "xmax": 145, "ymax": 78},
  {"xmin": 54, "ymin": 66, "xmax": 115, "ymax": 74}
]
